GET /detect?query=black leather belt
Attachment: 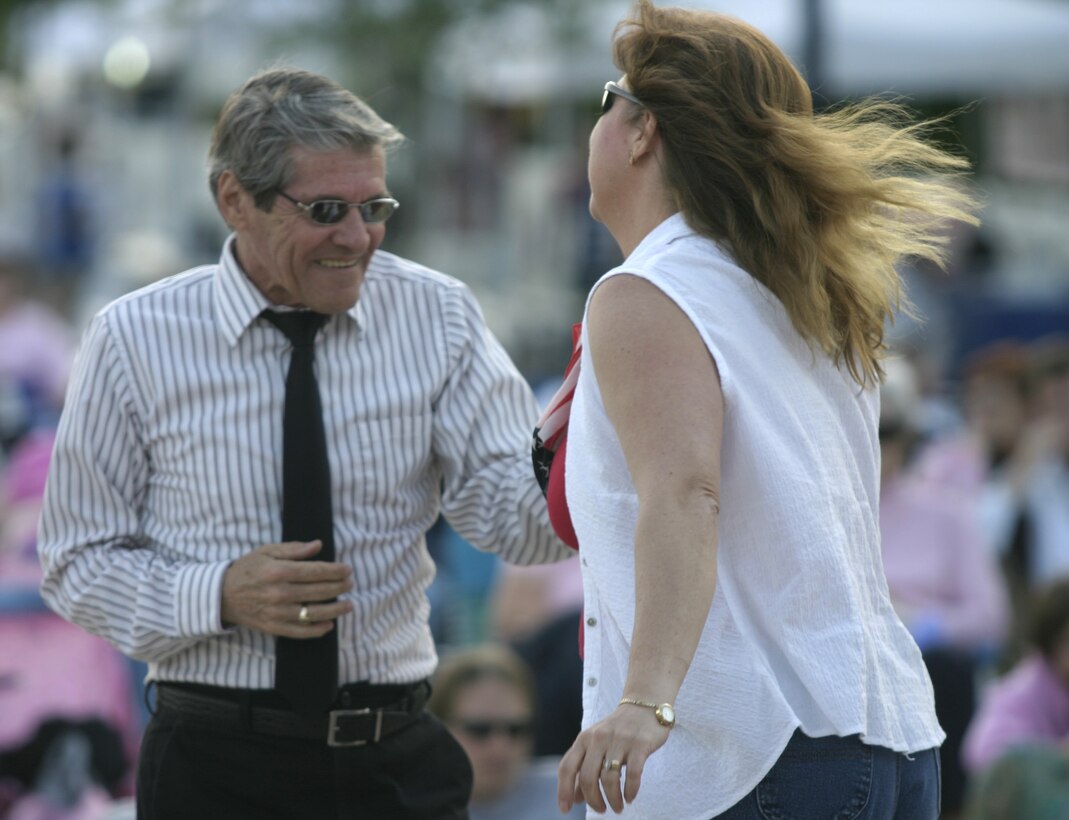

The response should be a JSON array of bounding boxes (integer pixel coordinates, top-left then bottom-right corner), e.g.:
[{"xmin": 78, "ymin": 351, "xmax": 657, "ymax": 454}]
[{"xmin": 156, "ymin": 681, "xmax": 428, "ymax": 747}]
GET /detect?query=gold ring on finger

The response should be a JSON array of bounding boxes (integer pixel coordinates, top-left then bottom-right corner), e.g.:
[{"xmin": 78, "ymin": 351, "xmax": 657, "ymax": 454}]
[
  {"xmin": 298, "ymin": 605, "xmax": 311, "ymax": 624},
  {"xmin": 603, "ymin": 758, "xmax": 622, "ymax": 773}
]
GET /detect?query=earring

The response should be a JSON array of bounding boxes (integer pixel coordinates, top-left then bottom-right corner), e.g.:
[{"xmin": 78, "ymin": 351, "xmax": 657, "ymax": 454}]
[{"xmin": 628, "ymin": 151, "xmax": 636, "ymax": 166}]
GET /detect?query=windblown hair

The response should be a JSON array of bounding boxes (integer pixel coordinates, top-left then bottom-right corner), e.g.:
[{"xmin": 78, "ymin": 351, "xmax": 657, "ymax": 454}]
[
  {"xmin": 614, "ymin": 1, "xmax": 979, "ymax": 386},
  {"xmin": 208, "ymin": 66, "xmax": 404, "ymax": 211}
]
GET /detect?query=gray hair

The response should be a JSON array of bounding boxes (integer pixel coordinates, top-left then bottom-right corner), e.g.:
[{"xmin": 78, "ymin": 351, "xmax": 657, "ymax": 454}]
[{"xmin": 208, "ymin": 67, "xmax": 405, "ymax": 210}]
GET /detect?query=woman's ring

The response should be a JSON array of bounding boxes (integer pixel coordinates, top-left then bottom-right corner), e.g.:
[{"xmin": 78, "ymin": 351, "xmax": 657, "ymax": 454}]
[
  {"xmin": 298, "ymin": 605, "xmax": 311, "ymax": 624},
  {"xmin": 603, "ymin": 758, "xmax": 622, "ymax": 773}
]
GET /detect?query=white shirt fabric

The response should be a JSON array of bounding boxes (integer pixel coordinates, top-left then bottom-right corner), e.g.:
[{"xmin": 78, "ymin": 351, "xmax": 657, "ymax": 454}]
[
  {"xmin": 38, "ymin": 237, "xmax": 570, "ymax": 688},
  {"xmin": 566, "ymin": 214, "xmax": 943, "ymax": 819}
]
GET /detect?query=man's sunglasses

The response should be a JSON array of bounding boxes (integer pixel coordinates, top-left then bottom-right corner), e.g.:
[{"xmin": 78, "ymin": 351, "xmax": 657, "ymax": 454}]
[
  {"xmin": 601, "ymin": 81, "xmax": 642, "ymax": 115},
  {"xmin": 455, "ymin": 719, "xmax": 533, "ymax": 741},
  {"xmin": 275, "ymin": 189, "xmax": 400, "ymax": 226}
]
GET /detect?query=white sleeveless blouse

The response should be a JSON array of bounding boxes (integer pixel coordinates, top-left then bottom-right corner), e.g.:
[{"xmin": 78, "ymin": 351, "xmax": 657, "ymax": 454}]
[{"xmin": 566, "ymin": 214, "xmax": 943, "ymax": 819}]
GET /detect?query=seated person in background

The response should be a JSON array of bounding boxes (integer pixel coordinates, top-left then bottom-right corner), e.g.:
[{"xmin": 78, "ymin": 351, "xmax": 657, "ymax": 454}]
[
  {"xmin": 962, "ymin": 576, "xmax": 1069, "ymax": 776},
  {"xmin": 0, "ymin": 431, "xmax": 140, "ymax": 816},
  {"xmin": 427, "ymin": 644, "xmax": 584, "ymax": 819},
  {"xmin": 962, "ymin": 744, "xmax": 1069, "ymax": 820}
]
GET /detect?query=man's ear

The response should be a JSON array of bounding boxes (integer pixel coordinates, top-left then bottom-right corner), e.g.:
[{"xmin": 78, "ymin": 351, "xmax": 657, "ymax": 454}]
[{"xmin": 216, "ymin": 171, "xmax": 250, "ymax": 230}]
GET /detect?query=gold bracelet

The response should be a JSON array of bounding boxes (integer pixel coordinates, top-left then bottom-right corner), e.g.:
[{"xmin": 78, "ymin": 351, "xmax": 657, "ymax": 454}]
[{"xmin": 619, "ymin": 698, "xmax": 676, "ymax": 728}]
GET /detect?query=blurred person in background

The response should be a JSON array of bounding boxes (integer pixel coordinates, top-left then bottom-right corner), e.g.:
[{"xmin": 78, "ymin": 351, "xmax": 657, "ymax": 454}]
[
  {"xmin": 915, "ymin": 341, "xmax": 1035, "ymax": 516},
  {"xmin": 33, "ymin": 129, "xmax": 97, "ymax": 317},
  {"xmin": 535, "ymin": 2, "xmax": 978, "ymax": 817},
  {"xmin": 1, "ymin": 430, "xmax": 140, "ymax": 819},
  {"xmin": 425, "ymin": 515, "xmax": 503, "ymax": 650},
  {"xmin": 428, "ymin": 643, "xmax": 584, "ymax": 820},
  {"xmin": 1020, "ymin": 337, "xmax": 1069, "ymax": 581},
  {"xmin": 898, "ymin": 341, "xmax": 966, "ymax": 443},
  {"xmin": 919, "ymin": 338, "xmax": 1069, "ymax": 660},
  {"xmin": 962, "ymin": 744, "xmax": 1069, "ymax": 820},
  {"xmin": 0, "ymin": 258, "xmax": 75, "ymax": 453},
  {"xmin": 962, "ymin": 577, "xmax": 1069, "ymax": 777},
  {"xmin": 490, "ymin": 549, "xmax": 582, "ymax": 646},
  {"xmin": 37, "ymin": 67, "xmax": 570, "ymax": 820},
  {"xmin": 878, "ymin": 356, "xmax": 1009, "ymax": 815},
  {"xmin": 879, "ymin": 356, "xmax": 1009, "ymax": 655},
  {"xmin": 489, "ymin": 558, "xmax": 584, "ymax": 759}
]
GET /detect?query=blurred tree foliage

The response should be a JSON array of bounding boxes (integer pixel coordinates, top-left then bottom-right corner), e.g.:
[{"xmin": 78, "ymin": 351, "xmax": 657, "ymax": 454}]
[
  {"xmin": 1, "ymin": 0, "xmax": 128, "ymax": 68},
  {"xmin": 267, "ymin": 0, "xmax": 590, "ymax": 136},
  {"xmin": 0, "ymin": 0, "xmax": 49, "ymax": 68},
  {"xmin": 266, "ymin": 0, "xmax": 511, "ymax": 135}
]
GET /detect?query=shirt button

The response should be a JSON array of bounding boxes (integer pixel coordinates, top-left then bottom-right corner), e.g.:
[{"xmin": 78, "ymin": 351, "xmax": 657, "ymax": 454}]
[
  {"xmin": 587, "ymin": 677, "xmax": 598, "ymax": 687},
  {"xmin": 586, "ymin": 617, "xmax": 598, "ymax": 627},
  {"xmin": 581, "ymin": 558, "xmax": 588, "ymax": 566}
]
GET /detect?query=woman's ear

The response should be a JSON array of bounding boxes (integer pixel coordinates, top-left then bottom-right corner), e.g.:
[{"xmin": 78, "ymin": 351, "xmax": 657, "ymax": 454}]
[{"xmin": 630, "ymin": 110, "xmax": 661, "ymax": 164}]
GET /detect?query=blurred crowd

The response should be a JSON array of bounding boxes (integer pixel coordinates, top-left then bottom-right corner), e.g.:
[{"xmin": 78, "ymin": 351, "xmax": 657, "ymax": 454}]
[{"xmin": 1, "ymin": 198, "xmax": 1068, "ymax": 818}]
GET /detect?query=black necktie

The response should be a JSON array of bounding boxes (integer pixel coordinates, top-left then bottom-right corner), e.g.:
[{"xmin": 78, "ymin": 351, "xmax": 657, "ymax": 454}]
[{"xmin": 263, "ymin": 310, "xmax": 337, "ymax": 718}]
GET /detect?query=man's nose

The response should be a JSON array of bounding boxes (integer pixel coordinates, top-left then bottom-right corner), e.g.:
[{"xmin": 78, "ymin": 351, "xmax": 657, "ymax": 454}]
[{"xmin": 330, "ymin": 208, "xmax": 372, "ymax": 248}]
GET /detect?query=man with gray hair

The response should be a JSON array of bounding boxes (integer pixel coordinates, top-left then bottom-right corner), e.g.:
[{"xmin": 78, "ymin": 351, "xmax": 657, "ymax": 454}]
[{"xmin": 38, "ymin": 67, "xmax": 570, "ymax": 818}]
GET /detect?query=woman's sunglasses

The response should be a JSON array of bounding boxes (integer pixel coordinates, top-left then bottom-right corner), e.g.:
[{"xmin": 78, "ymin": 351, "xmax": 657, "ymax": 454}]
[
  {"xmin": 601, "ymin": 81, "xmax": 642, "ymax": 115},
  {"xmin": 275, "ymin": 189, "xmax": 400, "ymax": 226},
  {"xmin": 455, "ymin": 719, "xmax": 533, "ymax": 741}
]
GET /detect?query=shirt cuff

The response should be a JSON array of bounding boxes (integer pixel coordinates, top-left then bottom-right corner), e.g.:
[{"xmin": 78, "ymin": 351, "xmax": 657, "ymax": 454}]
[{"xmin": 174, "ymin": 560, "xmax": 233, "ymax": 637}]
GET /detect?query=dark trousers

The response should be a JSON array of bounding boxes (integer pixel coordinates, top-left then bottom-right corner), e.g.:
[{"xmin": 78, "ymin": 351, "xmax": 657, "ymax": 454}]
[
  {"xmin": 136, "ymin": 694, "xmax": 472, "ymax": 819},
  {"xmin": 922, "ymin": 647, "xmax": 978, "ymax": 815}
]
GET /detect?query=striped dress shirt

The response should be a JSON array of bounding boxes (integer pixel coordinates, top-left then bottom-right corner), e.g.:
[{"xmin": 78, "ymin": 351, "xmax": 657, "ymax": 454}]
[{"xmin": 38, "ymin": 237, "xmax": 570, "ymax": 689}]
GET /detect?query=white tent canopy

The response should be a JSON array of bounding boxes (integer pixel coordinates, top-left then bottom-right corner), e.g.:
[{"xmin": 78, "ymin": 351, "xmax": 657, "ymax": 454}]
[
  {"xmin": 435, "ymin": 0, "xmax": 1069, "ymax": 102},
  {"xmin": 777, "ymin": 0, "xmax": 1069, "ymax": 96}
]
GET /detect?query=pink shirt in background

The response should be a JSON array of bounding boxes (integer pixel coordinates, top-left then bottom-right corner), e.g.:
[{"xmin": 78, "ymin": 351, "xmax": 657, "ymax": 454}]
[
  {"xmin": 0, "ymin": 302, "xmax": 74, "ymax": 408},
  {"xmin": 0, "ymin": 428, "xmax": 142, "ymax": 786},
  {"xmin": 963, "ymin": 654, "xmax": 1069, "ymax": 774},
  {"xmin": 915, "ymin": 433, "xmax": 988, "ymax": 493},
  {"xmin": 880, "ymin": 474, "xmax": 1009, "ymax": 650}
]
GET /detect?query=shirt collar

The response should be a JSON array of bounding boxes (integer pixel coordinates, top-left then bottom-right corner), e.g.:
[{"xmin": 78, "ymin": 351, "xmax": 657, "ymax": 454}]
[
  {"xmin": 623, "ymin": 212, "xmax": 695, "ymax": 264},
  {"xmin": 213, "ymin": 234, "xmax": 364, "ymax": 346}
]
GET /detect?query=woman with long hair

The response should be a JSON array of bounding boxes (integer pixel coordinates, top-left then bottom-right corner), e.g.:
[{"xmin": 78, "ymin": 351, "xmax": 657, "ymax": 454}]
[{"xmin": 543, "ymin": 2, "xmax": 978, "ymax": 817}]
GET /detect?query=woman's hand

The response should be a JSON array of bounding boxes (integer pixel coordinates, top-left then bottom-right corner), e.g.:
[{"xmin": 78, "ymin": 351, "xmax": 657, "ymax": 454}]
[{"xmin": 557, "ymin": 704, "xmax": 671, "ymax": 814}]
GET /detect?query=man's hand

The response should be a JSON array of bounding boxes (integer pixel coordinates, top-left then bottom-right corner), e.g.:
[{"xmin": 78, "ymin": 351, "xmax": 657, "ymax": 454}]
[{"xmin": 221, "ymin": 540, "xmax": 354, "ymax": 637}]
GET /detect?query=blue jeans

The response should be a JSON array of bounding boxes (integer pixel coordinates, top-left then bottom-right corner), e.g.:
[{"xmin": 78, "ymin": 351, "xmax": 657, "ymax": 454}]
[{"xmin": 715, "ymin": 729, "xmax": 940, "ymax": 819}]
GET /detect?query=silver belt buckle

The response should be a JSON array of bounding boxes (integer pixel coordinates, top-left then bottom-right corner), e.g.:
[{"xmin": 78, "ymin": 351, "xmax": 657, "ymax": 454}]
[{"xmin": 328, "ymin": 707, "xmax": 382, "ymax": 747}]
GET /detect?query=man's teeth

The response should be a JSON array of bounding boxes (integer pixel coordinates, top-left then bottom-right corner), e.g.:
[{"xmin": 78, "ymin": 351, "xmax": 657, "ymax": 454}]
[{"xmin": 319, "ymin": 260, "xmax": 355, "ymax": 268}]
